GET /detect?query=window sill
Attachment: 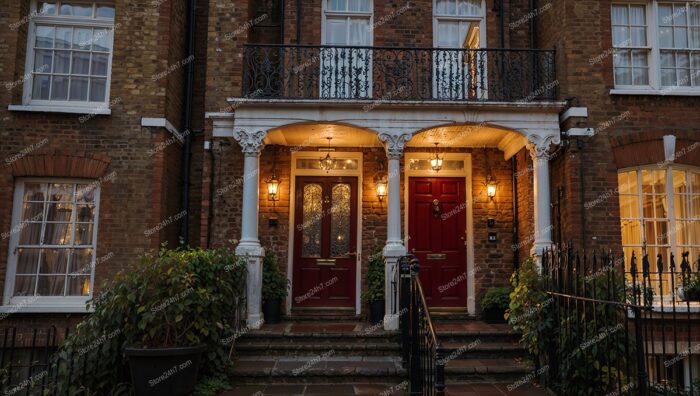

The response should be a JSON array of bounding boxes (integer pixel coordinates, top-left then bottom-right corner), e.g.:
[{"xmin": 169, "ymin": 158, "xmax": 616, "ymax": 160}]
[
  {"xmin": 610, "ymin": 88, "xmax": 700, "ymax": 97},
  {"xmin": 8, "ymin": 104, "xmax": 112, "ymax": 115},
  {"xmin": 0, "ymin": 305, "xmax": 92, "ymax": 314}
]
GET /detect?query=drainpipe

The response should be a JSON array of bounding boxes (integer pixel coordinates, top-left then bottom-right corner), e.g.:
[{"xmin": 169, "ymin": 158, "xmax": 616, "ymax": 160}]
[
  {"xmin": 180, "ymin": 0, "xmax": 197, "ymax": 246},
  {"xmin": 497, "ymin": 0, "xmax": 505, "ymax": 48},
  {"xmin": 280, "ymin": 0, "xmax": 285, "ymax": 43},
  {"xmin": 512, "ymin": 156, "xmax": 520, "ymax": 270},
  {"xmin": 529, "ymin": 0, "xmax": 537, "ymax": 48},
  {"xmin": 296, "ymin": 0, "xmax": 301, "ymax": 44}
]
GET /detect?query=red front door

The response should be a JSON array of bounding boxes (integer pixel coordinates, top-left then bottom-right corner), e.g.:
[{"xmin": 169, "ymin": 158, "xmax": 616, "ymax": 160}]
[
  {"xmin": 408, "ymin": 177, "xmax": 468, "ymax": 308},
  {"xmin": 292, "ymin": 176, "xmax": 357, "ymax": 308}
]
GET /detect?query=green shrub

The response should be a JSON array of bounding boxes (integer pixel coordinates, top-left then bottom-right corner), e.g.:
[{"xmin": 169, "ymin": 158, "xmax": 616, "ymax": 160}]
[
  {"xmin": 262, "ymin": 249, "xmax": 289, "ymax": 302},
  {"xmin": 361, "ymin": 248, "xmax": 385, "ymax": 303},
  {"xmin": 506, "ymin": 257, "xmax": 554, "ymax": 357},
  {"xmin": 45, "ymin": 246, "xmax": 246, "ymax": 395},
  {"xmin": 480, "ymin": 286, "xmax": 512, "ymax": 311}
]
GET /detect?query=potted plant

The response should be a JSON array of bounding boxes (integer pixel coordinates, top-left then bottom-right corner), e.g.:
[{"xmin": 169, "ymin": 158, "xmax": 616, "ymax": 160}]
[
  {"xmin": 679, "ymin": 273, "xmax": 700, "ymax": 302},
  {"xmin": 45, "ymin": 247, "xmax": 246, "ymax": 396},
  {"xmin": 362, "ymin": 249, "xmax": 385, "ymax": 325},
  {"xmin": 262, "ymin": 249, "xmax": 289, "ymax": 324},
  {"xmin": 480, "ymin": 286, "xmax": 513, "ymax": 323}
]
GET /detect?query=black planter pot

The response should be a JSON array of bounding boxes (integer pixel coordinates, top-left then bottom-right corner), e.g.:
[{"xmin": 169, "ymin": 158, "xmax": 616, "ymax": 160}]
[
  {"xmin": 482, "ymin": 307, "xmax": 507, "ymax": 324},
  {"xmin": 263, "ymin": 299, "xmax": 282, "ymax": 324},
  {"xmin": 124, "ymin": 344, "xmax": 206, "ymax": 396},
  {"xmin": 369, "ymin": 299, "xmax": 385, "ymax": 325}
]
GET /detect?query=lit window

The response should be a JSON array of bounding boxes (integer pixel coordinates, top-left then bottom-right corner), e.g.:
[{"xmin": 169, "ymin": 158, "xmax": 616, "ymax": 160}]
[
  {"xmin": 23, "ymin": 1, "xmax": 115, "ymax": 106},
  {"xmin": 4, "ymin": 180, "xmax": 100, "ymax": 309},
  {"xmin": 618, "ymin": 167, "xmax": 700, "ymax": 287}
]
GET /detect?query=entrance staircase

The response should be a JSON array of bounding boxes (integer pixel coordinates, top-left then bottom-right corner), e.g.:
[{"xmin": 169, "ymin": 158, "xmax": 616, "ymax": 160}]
[{"xmin": 224, "ymin": 315, "xmax": 549, "ymax": 396}]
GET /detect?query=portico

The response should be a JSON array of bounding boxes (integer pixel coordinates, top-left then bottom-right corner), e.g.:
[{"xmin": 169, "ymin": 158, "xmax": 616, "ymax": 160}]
[{"xmin": 207, "ymin": 99, "xmax": 564, "ymax": 330}]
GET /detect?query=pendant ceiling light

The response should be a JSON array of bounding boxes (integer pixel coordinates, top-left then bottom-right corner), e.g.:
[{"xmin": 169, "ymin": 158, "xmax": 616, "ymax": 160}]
[
  {"xmin": 431, "ymin": 142, "xmax": 443, "ymax": 172},
  {"xmin": 319, "ymin": 137, "xmax": 335, "ymax": 173}
]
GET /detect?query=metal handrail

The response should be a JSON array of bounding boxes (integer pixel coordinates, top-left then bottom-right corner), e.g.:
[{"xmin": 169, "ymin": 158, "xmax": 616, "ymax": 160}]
[{"xmin": 399, "ymin": 255, "xmax": 445, "ymax": 396}]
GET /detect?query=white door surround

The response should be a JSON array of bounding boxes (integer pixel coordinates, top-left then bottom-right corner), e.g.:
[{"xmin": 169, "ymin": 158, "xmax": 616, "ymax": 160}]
[
  {"xmin": 286, "ymin": 151, "xmax": 364, "ymax": 315},
  {"xmin": 403, "ymin": 152, "xmax": 475, "ymax": 315}
]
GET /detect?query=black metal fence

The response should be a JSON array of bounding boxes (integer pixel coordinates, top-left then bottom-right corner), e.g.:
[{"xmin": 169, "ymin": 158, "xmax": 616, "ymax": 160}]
[
  {"xmin": 242, "ymin": 44, "xmax": 557, "ymax": 102},
  {"xmin": 399, "ymin": 255, "xmax": 446, "ymax": 396},
  {"xmin": 541, "ymin": 247, "xmax": 700, "ymax": 396}
]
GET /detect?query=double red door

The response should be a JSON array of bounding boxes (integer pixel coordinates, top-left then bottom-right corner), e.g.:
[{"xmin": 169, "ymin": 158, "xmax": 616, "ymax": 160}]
[
  {"xmin": 292, "ymin": 176, "xmax": 357, "ymax": 308},
  {"xmin": 408, "ymin": 177, "xmax": 468, "ymax": 308}
]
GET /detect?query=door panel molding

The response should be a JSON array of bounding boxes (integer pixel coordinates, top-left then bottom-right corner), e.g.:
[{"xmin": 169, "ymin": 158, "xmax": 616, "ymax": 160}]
[
  {"xmin": 286, "ymin": 152, "xmax": 363, "ymax": 315},
  {"xmin": 404, "ymin": 152, "xmax": 475, "ymax": 314}
]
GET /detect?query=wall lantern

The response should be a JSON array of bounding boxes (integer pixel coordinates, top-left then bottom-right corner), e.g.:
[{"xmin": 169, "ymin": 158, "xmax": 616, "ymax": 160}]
[
  {"xmin": 376, "ymin": 181, "xmax": 388, "ymax": 201},
  {"xmin": 266, "ymin": 146, "xmax": 281, "ymax": 202},
  {"xmin": 486, "ymin": 179, "xmax": 497, "ymax": 200},
  {"xmin": 431, "ymin": 142, "xmax": 443, "ymax": 172},
  {"xmin": 319, "ymin": 136, "xmax": 335, "ymax": 173}
]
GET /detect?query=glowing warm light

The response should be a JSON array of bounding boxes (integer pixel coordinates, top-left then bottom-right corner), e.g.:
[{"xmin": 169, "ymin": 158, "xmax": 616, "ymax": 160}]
[
  {"xmin": 487, "ymin": 183, "xmax": 497, "ymax": 200},
  {"xmin": 431, "ymin": 143, "xmax": 443, "ymax": 172},
  {"xmin": 376, "ymin": 182, "xmax": 387, "ymax": 201},
  {"xmin": 266, "ymin": 174, "xmax": 280, "ymax": 201},
  {"xmin": 81, "ymin": 278, "xmax": 91, "ymax": 296}
]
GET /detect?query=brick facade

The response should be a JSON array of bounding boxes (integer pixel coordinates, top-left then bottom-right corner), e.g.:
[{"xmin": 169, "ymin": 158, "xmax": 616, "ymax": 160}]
[
  {"xmin": 0, "ymin": 0, "xmax": 192, "ymax": 328},
  {"xmin": 1, "ymin": 0, "xmax": 699, "ymax": 328}
]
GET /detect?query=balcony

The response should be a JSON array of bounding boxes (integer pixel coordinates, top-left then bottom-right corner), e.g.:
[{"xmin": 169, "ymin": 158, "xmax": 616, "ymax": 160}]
[{"xmin": 241, "ymin": 44, "xmax": 557, "ymax": 103}]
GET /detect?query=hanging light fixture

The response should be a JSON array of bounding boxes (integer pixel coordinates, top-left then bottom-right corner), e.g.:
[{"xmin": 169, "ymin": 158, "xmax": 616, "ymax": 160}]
[
  {"xmin": 319, "ymin": 137, "xmax": 335, "ymax": 173},
  {"xmin": 431, "ymin": 142, "xmax": 443, "ymax": 172},
  {"xmin": 265, "ymin": 146, "xmax": 281, "ymax": 202}
]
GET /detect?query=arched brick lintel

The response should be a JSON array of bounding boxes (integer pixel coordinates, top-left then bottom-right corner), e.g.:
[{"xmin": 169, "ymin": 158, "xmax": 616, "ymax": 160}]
[
  {"xmin": 610, "ymin": 134, "xmax": 700, "ymax": 170},
  {"xmin": 9, "ymin": 153, "xmax": 112, "ymax": 178}
]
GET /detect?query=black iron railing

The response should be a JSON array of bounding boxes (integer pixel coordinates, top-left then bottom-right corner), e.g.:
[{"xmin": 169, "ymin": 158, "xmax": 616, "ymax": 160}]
[
  {"xmin": 541, "ymin": 247, "xmax": 700, "ymax": 396},
  {"xmin": 399, "ymin": 255, "xmax": 445, "ymax": 396},
  {"xmin": 242, "ymin": 44, "xmax": 557, "ymax": 102}
]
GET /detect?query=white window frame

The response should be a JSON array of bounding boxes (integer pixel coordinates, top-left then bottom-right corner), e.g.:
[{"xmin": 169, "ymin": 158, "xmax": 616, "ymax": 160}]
[
  {"xmin": 432, "ymin": 0, "xmax": 488, "ymax": 100},
  {"xmin": 320, "ymin": 0, "xmax": 374, "ymax": 99},
  {"xmin": 611, "ymin": 1, "xmax": 700, "ymax": 95},
  {"xmin": 619, "ymin": 164, "xmax": 700, "ymax": 306},
  {"xmin": 9, "ymin": 0, "xmax": 115, "ymax": 114},
  {"xmin": 2, "ymin": 178, "xmax": 101, "ymax": 313}
]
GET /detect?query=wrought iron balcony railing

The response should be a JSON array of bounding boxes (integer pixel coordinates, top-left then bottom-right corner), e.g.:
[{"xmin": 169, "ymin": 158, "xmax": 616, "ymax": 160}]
[{"xmin": 242, "ymin": 44, "xmax": 557, "ymax": 102}]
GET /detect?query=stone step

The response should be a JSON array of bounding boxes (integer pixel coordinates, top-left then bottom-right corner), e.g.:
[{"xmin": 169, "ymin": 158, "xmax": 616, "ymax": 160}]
[
  {"xmin": 222, "ymin": 383, "xmax": 408, "ymax": 396},
  {"xmin": 444, "ymin": 357, "xmax": 535, "ymax": 384},
  {"xmin": 234, "ymin": 340, "xmax": 400, "ymax": 356},
  {"xmin": 230, "ymin": 356, "xmax": 406, "ymax": 384},
  {"xmin": 445, "ymin": 382, "xmax": 551, "ymax": 395},
  {"xmin": 440, "ymin": 340, "xmax": 527, "ymax": 359}
]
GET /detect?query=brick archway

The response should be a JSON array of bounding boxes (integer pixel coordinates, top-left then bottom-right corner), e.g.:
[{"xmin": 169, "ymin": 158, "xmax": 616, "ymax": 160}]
[{"xmin": 8, "ymin": 152, "xmax": 112, "ymax": 178}]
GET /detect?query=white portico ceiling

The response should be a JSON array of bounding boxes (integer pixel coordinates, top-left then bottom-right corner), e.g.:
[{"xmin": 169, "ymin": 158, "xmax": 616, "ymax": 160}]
[{"xmin": 264, "ymin": 123, "xmax": 382, "ymax": 147}]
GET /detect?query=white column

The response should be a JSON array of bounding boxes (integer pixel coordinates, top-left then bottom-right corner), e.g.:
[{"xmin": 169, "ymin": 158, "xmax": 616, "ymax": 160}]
[
  {"xmin": 378, "ymin": 132, "xmax": 411, "ymax": 330},
  {"xmin": 527, "ymin": 136, "xmax": 555, "ymax": 260},
  {"xmin": 233, "ymin": 130, "xmax": 266, "ymax": 329}
]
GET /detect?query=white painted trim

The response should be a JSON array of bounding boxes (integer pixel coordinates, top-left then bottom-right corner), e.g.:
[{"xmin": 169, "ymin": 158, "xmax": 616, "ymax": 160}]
[
  {"xmin": 0, "ymin": 304, "xmax": 93, "ymax": 314},
  {"xmin": 320, "ymin": 0, "xmax": 374, "ymax": 99},
  {"xmin": 141, "ymin": 117, "xmax": 181, "ymax": 137},
  {"xmin": 286, "ymin": 151, "xmax": 364, "ymax": 315},
  {"xmin": 21, "ymin": 0, "xmax": 115, "ymax": 108},
  {"xmin": 3, "ymin": 178, "xmax": 101, "ymax": 311},
  {"xmin": 610, "ymin": 1, "xmax": 700, "ymax": 91},
  {"xmin": 559, "ymin": 107, "xmax": 588, "ymax": 123},
  {"xmin": 8, "ymin": 104, "xmax": 111, "ymax": 115},
  {"xmin": 610, "ymin": 88, "xmax": 700, "ymax": 96},
  {"xmin": 403, "ymin": 152, "xmax": 475, "ymax": 315}
]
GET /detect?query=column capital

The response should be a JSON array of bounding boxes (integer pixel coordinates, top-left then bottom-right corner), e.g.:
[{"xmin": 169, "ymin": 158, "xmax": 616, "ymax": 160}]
[
  {"xmin": 526, "ymin": 134, "xmax": 561, "ymax": 160},
  {"xmin": 233, "ymin": 130, "xmax": 266, "ymax": 155},
  {"xmin": 378, "ymin": 132, "xmax": 412, "ymax": 159}
]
